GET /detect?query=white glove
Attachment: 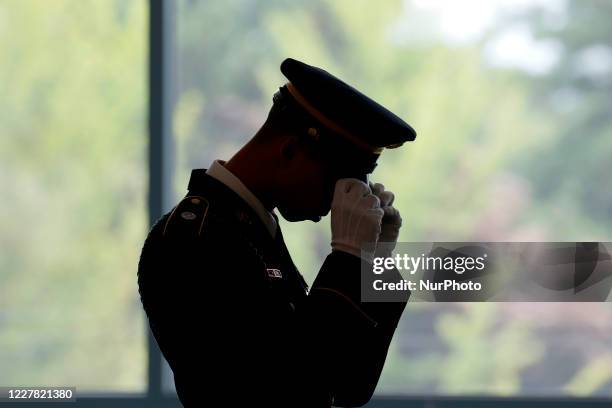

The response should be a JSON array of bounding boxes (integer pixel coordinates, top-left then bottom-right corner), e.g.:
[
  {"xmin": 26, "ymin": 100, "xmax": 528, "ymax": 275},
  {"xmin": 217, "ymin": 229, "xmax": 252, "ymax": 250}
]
[
  {"xmin": 331, "ymin": 178, "xmax": 384, "ymax": 262},
  {"xmin": 371, "ymin": 182, "xmax": 402, "ymax": 257}
]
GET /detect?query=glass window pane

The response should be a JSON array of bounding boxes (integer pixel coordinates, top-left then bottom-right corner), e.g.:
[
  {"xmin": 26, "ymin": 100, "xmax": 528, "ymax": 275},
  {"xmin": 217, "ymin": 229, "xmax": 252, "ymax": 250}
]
[
  {"xmin": 0, "ymin": 0, "xmax": 148, "ymax": 392},
  {"xmin": 171, "ymin": 0, "xmax": 612, "ymax": 397}
]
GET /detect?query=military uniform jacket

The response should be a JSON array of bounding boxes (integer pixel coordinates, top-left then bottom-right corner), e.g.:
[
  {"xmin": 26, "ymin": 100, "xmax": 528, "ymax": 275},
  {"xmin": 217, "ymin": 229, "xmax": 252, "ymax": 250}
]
[{"xmin": 137, "ymin": 170, "xmax": 408, "ymax": 407}]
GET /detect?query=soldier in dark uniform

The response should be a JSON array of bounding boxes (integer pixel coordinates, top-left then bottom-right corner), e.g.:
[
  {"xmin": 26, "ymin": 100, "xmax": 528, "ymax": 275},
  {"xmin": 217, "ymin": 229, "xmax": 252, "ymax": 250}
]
[{"xmin": 137, "ymin": 58, "xmax": 417, "ymax": 407}]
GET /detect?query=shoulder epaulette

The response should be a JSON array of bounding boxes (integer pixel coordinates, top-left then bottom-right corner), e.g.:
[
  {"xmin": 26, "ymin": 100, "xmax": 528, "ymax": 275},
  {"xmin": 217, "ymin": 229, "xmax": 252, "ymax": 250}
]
[{"xmin": 162, "ymin": 195, "xmax": 210, "ymax": 237}]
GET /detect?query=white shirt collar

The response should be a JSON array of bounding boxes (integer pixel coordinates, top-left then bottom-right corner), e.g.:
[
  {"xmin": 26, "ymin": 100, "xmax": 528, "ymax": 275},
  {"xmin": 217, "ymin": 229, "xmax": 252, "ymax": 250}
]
[{"xmin": 206, "ymin": 160, "xmax": 278, "ymax": 238}]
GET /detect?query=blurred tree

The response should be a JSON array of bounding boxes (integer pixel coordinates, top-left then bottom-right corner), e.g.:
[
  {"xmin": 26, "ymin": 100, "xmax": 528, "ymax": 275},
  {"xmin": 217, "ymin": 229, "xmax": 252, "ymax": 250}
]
[
  {"xmin": 518, "ymin": 0, "xmax": 612, "ymax": 240},
  {"xmin": 515, "ymin": 0, "xmax": 612, "ymax": 394},
  {"xmin": 0, "ymin": 0, "xmax": 146, "ymax": 390}
]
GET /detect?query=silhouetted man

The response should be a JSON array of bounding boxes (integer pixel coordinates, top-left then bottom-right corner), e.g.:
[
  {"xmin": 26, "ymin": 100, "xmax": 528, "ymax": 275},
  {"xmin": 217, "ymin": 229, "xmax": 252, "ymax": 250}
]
[{"xmin": 138, "ymin": 58, "xmax": 416, "ymax": 407}]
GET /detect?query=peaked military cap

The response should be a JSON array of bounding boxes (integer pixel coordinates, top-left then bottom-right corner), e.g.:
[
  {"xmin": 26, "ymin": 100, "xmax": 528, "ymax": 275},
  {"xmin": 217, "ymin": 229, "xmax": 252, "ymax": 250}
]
[{"xmin": 277, "ymin": 58, "xmax": 416, "ymax": 156}]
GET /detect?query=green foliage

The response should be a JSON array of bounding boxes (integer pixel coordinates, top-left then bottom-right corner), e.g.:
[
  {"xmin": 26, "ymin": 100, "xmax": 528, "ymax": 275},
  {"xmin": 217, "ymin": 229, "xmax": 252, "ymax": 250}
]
[
  {"xmin": 435, "ymin": 304, "xmax": 544, "ymax": 395},
  {"xmin": 518, "ymin": 0, "xmax": 612, "ymax": 240},
  {"xmin": 0, "ymin": 0, "xmax": 147, "ymax": 391}
]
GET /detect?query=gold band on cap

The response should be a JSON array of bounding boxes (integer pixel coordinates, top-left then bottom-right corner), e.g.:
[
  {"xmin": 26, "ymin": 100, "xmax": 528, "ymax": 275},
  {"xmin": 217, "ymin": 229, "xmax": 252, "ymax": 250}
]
[{"xmin": 285, "ymin": 82, "xmax": 384, "ymax": 154}]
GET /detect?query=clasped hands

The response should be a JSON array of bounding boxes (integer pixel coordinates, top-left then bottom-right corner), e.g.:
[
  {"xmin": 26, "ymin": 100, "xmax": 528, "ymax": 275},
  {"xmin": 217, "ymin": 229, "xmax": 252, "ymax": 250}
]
[{"xmin": 330, "ymin": 178, "xmax": 402, "ymax": 262}]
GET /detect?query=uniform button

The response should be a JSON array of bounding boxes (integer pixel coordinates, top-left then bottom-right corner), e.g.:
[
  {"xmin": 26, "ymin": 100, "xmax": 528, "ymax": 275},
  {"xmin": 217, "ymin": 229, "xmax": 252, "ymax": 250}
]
[{"xmin": 191, "ymin": 198, "xmax": 200, "ymax": 204}]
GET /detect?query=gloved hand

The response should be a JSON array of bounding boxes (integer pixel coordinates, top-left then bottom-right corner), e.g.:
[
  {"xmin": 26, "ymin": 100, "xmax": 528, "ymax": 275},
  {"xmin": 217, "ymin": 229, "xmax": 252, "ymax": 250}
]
[
  {"xmin": 331, "ymin": 178, "xmax": 384, "ymax": 262},
  {"xmin": 370, "ymin": 182, "xmax": 402, "ymax": 257}
]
